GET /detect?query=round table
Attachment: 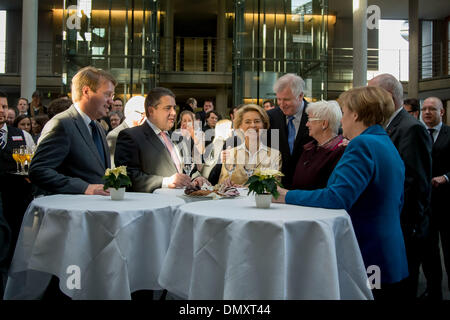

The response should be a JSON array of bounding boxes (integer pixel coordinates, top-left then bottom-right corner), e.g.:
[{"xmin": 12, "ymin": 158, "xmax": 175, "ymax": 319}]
[
  {"xmin": 158, "ymin": 197, "xmax": 373, "ymax": 300},
  {"xmin": 4, "ymin": 192, "xmax": 184, "ymax": 300}
]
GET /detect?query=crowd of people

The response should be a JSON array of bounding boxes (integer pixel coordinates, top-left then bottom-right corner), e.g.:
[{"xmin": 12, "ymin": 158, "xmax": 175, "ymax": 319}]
[{"xmin": 0, "ymin": 66, "xmax": 449, "ymax": 301}]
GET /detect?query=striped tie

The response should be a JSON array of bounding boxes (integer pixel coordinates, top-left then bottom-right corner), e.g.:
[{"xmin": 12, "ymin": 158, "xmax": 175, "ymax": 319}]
[
  {"xmin": 0, "ymin": 129, "xmax": 6, "ymax": 150},
  {"xmin": 159, "ymin": 131, "xmax": 182, "ymax": 173}
]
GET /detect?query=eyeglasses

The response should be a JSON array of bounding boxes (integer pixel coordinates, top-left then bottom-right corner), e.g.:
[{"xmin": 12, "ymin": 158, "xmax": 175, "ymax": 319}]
[{"xmin": 307, "ymin": 117, "xmax": 322, "ymax": 121}]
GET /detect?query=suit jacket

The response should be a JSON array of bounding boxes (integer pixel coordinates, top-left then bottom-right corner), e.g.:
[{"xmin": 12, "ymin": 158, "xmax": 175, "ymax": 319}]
[
  {"xmin": 106, "ymin": 121, "xmax": 129, "ymax": 168},
  {"xmin": 115, "ymin": 122, "xmax": 187, "ymax": 193},
  {"xmin": 430, "ymin": 124, "xmax": 450, "ymax": 212},
  {"xmin": 286, "ymin": 125, "xmax": 408, "ymax": 284},
  {"xmin": 267, "ymin": 102, "xmax": 313, "ymax": 188},
  {"xmin": 386, "ymin": 108, "xmax": 432, "ymax": 239},
  {"xmin": 29, "ymin": 105, "xmax": 110, "ymax": 194}
]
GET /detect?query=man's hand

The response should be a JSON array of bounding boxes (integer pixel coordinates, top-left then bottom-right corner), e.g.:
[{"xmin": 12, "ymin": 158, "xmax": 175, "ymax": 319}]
[
  {"xmin": 85, "ymin": 184, "xmax": 110, "ymax": 196},
  {"xmin": 272, "ymin": 186, "xmax": 288, "ymax": 203},
  {"xmin": 432, "ymin": 175, "xmax": 448, "ymax": 188},
  {"xmin": 167, "ymin": 173, "xmax": 192, "ymax": 189},
  {"xmin": 192, "ymin": 176, "xmax": 211, "ymax": 187},
  {"xmin": 222, "ymin": 178, "xmax": 242, "ymax": 188}
]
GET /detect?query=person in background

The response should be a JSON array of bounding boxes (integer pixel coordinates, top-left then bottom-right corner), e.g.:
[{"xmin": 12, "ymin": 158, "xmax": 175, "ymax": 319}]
[
  {"xmin": 13, "ymin": 115, "xmax": 32, "ymax": 135},
  {"xmin": 109, "ymin": 110, "xmax": 123, "ymax": 130},
  {"xmin": 107, "ymin": 95, "xmax": 146, "ymax": 168},
  {"xmin": 111, "ymin": 97, "xmax": 124, "ymax": 113},
  {"xmin": 31, "ymin": 114, "xmax": 50, "ymax": 144},
  {"xmin": 195, "ymin": 99, "xmax": 214, "ymax": 127},
  {"xmin": 16, "ymin": 98, "xmax": 29, "ymax": 116},
  {"xmin": 291, "ymin": 100, "xmax": 346, "ymax": 190},
  {"xmin": 6, "ymin": 108, "xmax": 17, "ymax": 126},
  {"xmin": 403, "ymin": 98, "xmax": 420, "ymax": 120},
  {"xmin": 263, "ymin": 99, "xmax": 275, "ymax": 111},
  {"xmin": 47, "ymin": 97, "xmax": 72, "ymax": 119},
  {"xmin": 29, "ymin": 90, "xmax": 47, "ymax": 117},
  {"xmin": 419, "ymin": 96, "xmax": 450, "ymax": 300},
  {"xmin": 274, "ymin": 86, "xmax": 409, "ymax": 300}
]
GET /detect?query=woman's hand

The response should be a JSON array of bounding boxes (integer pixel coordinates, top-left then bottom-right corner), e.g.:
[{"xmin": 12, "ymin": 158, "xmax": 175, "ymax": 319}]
[
  {"xmin": 222, "ymin": 178, "xmax": 242, "ymax": 188},
  {"xmin": 272, "ymin": 186, "xmax": 288, "ymax": 203}
]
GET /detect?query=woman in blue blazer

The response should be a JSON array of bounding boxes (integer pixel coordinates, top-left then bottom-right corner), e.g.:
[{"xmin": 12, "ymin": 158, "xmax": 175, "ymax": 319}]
[{"xmin": 274, "ymin": 86, "xmax": 409, "ymax": 299}]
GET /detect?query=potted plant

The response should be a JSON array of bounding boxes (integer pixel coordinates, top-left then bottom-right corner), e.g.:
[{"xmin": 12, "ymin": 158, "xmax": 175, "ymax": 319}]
[
  {"xmin": 102, "ymin": 166, "xmax": 132, "ymax": 200},
  {"xmin": 245, "ymin": 168, "xmax": 284, "ymax": 208}
]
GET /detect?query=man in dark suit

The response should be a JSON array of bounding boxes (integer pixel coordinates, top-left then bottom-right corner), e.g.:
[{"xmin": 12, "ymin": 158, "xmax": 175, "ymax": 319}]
[
  {"xmin": 115, "ymin": 87, "xmax": 208, "ymax": 193},
  {"xmin": 420, "ymin": 97, "xmax": 450, "ymax": 300},
  {"xmin": 368, "ymin": 73, "xmax": 432, "ymax": 299},
  {"xmin": 195, "ymin": 99, "xmax": 214, "ymax": 128},
  {"xmin": 29, "ymin": 66, "xmax": 115, "ymax": 195},
  {"xmin": 267, "ymin": 73, "xmax": 313, "ymax": 189}
]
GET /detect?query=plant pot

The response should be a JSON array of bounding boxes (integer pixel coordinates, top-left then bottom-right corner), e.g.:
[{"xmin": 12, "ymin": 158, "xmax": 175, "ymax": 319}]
[
  {"xmin": 255, "ymin": 193, "xmax": 272, "ymax": 209},
  {"xmin": 110, "ymin": 187, "xmax": 125, "ymax": 200}
]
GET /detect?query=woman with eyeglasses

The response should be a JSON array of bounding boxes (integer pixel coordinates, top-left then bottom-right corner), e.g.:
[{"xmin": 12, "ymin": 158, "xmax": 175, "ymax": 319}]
[{"xmin": 291, "ymin": 100, "xmax": 346, "ymax": 190}]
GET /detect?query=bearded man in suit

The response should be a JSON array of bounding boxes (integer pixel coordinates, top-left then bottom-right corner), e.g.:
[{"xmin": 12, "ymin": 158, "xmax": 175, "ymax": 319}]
[
  {"xmin": 115, "ymin": 87, "xmax": 208, "ymax": 193},
  {"xmin": 266, "ymin": 73, "xmax": 313, "ymax": 189},
  {"xmin": 29, "ymin": 66, "xmax": 114, "ymax": 195}
]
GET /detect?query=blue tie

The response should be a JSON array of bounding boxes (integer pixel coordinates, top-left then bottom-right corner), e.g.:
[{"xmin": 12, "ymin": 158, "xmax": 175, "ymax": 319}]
[
  {"xmin": 287, "ymin": 116, "xmax": 295, "ymax": 154},
  {"xmin": 90, "ymin": 120, "xmax": 105, "ymax": 166}
]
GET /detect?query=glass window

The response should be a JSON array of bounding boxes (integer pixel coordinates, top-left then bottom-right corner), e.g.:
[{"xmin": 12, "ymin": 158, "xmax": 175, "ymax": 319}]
[{"xmin": 0, "ymin": 11, "xmax": 6, "ymax": 74}]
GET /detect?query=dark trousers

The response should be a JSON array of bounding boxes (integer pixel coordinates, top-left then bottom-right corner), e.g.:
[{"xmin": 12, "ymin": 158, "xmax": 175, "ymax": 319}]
[
  {"xmin": 402, "ymin": 233, "xmax": 427, "ymax": 299},
  {"xmin": 421, "ymin": 205, "xmax": 443, "ymax": 298},
  {"xmin": 372, "ymin": 278, "xmax": 409, "ymax": 301},
  {"xmin": 1, "ymin": 175, "xmax": 34, "ymax": 270}
]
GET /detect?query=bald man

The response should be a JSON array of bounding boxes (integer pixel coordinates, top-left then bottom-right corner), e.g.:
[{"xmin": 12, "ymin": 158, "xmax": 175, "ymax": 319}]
[
  {"xmin": 368, "ymin": 74, "xmax": 432, "ymax": 299},
  {"xmin": 420, "ymin": 97, "xmax": 450, "ymax": 299}
]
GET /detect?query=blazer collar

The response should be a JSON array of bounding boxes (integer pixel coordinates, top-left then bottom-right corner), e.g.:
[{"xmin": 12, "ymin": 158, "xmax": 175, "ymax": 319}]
[{"xmin": 69, "ymin": 105, "xmax": 107, "ymax": 170}]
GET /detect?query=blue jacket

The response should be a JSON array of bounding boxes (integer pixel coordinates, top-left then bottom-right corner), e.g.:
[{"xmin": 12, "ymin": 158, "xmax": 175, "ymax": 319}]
[{"xmin": 286, "ymin": 125, "xmax": 409, "ymax": 284}]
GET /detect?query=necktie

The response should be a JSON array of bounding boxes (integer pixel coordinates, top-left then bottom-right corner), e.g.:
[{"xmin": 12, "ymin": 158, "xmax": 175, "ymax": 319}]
[
  {"xmin": 89, "ymin": 120, "xmax": 106, "ymax": 166},
  {"xmin": 287, "ymin": 116, "xmax": 296, "ymax": 154},
  {"xmin": 160, "ymin": 131, "xmax": 182, "ymax": 173},
  {"xmin": 428, "ymin": 128, "xmax": 435, "ymax": 144},
  {"xmin": 0, "ymin": 129, "xmax": 6, "ymax": 150}
]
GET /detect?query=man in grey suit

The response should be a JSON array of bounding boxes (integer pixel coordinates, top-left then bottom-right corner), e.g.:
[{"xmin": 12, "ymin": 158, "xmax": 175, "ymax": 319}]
[
  {"xmin": 369, "ymin": 73, "xmax": 432, "ymax": 298},
  {"xmin": 30, "ymin": 66, "xmax": 116, "ymax": 195},
  {"xmin": 107, "ymin": 95, "xmax": 146, "ymax": 168},
  {"xmin": 115, "ymin": 87, "xmax": 208, "ymax": 193}
]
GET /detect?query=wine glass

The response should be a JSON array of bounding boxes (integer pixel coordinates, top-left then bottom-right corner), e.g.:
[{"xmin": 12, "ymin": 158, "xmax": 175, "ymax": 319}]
[
  {"xmin": 19, "ymin": 145, "xmax": 28, "ymax": 175},
  {"xmin": 223, "ymin": 148, "xmax": 236, "ymax": 179},
  {"xmin": 243, "ymin": 162, "xmax": 256, "ymax": 179},
  {"xmin": 183, "ymin": 158, "xmax": 194, "ymax": 177},
  {"xmin": 12, "ymin": 148, "xmax": 21, "ymax": 173}
]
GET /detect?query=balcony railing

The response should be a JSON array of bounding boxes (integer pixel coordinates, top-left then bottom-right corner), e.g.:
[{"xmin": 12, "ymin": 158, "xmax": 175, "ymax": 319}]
[{"xmin": 329, "ymin": 42, "xmax": 450, "ymax": 82}]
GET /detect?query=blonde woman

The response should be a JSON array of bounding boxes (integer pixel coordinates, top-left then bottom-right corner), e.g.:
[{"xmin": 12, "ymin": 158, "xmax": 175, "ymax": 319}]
[{"xmin": 218, "ymin": 104, "xmax": 281, "ymax": 186}]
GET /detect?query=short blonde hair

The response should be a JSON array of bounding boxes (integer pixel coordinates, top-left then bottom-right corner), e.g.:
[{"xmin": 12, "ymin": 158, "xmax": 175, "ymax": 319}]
[
  {"xmin": 71, "ymin": 66, "xmax": 117, "ymax": 102},
  {"xmin": 307, "ymin": 100, "xmax": 342, "ymax": 134},
  {"xmin": 233, "ymin": 104, "xmax": 270, "ymax": 130},
  {"xmin": 338, "ymin": 86, "xmax": 395, "ymax": 127}
]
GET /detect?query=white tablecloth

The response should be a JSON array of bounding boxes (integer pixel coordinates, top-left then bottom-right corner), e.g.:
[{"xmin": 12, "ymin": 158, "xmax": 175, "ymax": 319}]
[
  {"xmin": 158, "ymin": 197, "xmax": 373, "ymax": 300},
  {"xmin": 4, "ymin": 193, "xmax": 184, "ymax": 300}
]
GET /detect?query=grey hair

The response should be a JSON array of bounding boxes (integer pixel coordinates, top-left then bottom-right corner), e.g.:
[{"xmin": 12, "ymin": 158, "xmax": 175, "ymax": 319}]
[
  {"xmin": 273, "ymin": 73, "xmax": 305, "ymax": 97},
  {"xmin": 369, "ymin": 73, "xmax": 403, "ymax": 108},
  {"xmin": 307, "ymin": 100, "xmax": 342, "ymax": 134}
]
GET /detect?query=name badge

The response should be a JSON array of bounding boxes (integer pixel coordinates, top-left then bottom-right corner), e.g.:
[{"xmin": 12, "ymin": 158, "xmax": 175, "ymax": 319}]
[{"xmin": 12, "ymin": 136, "xmax": 24, "ymax": 141}]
